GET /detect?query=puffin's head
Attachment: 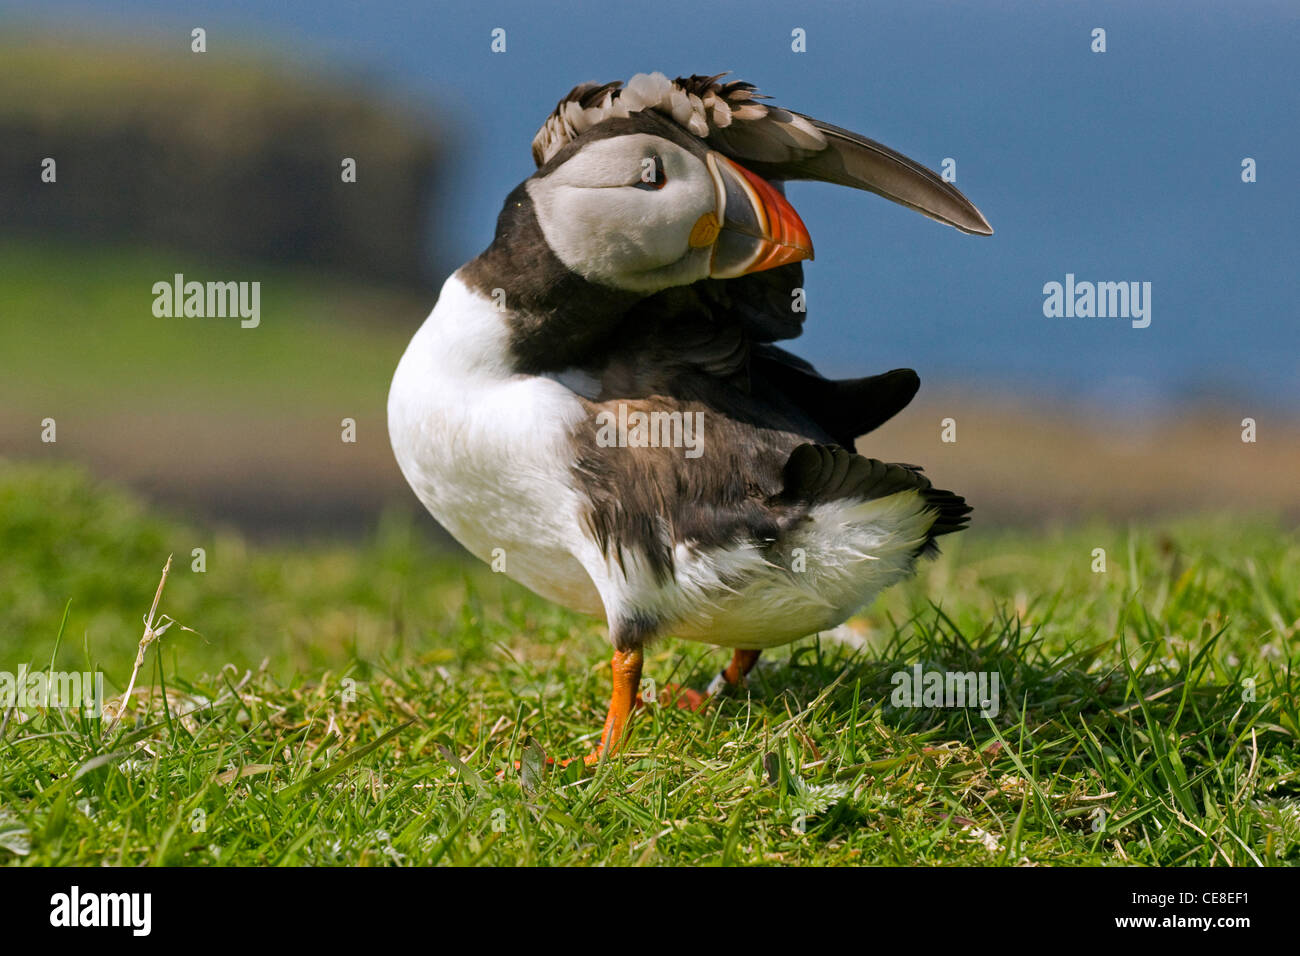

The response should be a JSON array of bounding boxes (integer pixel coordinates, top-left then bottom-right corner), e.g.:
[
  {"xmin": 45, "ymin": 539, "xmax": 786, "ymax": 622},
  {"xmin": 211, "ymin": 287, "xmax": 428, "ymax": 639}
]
[{"xmin": 521, "ymin": 112, "xmax": 812, "ymax": 294}]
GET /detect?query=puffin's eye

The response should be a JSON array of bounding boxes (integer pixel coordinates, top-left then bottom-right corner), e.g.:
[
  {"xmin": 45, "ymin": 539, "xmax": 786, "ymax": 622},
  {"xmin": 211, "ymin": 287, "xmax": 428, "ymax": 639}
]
[{"xmin": 633, "ymin": 155, "xmax": 667, "ymax": 190}]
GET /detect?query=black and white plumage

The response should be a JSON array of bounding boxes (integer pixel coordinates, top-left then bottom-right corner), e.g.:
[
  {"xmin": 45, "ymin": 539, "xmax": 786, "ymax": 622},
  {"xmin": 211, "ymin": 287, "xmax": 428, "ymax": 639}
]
[{"xmin": 389, "ymin": 72, "xmax": 989, "ymax": 691}]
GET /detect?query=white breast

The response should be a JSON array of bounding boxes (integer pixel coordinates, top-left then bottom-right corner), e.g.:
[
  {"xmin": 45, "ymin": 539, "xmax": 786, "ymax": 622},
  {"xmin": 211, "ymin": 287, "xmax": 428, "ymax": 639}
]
[{"xmin": 387, "ymin": 274, "xmax": 605, "ymax": 616}]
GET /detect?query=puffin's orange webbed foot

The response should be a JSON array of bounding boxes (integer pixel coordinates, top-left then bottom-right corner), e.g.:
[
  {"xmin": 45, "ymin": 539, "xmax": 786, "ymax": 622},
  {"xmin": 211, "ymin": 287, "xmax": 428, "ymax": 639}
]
[
  {"xmin": 657, "ymin": 683, "xmax": 710, "ymax": 712},
  {"xmin": 659, "ymin": 648, "xmax": 763, "ymax": 711}
]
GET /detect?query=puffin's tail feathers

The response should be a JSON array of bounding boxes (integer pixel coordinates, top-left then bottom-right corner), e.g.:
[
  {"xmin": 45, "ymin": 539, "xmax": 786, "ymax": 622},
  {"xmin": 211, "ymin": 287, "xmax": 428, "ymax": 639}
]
[{"xmin": 778, "ymin": 443, "xmax": 971, "ymax": 556}]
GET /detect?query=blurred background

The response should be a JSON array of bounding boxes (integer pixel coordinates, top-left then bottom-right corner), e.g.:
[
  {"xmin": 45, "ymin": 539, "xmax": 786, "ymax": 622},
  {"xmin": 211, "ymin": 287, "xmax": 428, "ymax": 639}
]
[{"xmin": 2, "ymin": 0, "xmax": 1297, "ymax": 540}]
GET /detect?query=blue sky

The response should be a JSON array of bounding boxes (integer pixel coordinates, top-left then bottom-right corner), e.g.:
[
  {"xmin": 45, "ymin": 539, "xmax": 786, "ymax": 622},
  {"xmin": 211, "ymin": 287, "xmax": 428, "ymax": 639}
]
[{"xmin": 9, "ymin": 0, "xmax": 1299, "ymax": 411}]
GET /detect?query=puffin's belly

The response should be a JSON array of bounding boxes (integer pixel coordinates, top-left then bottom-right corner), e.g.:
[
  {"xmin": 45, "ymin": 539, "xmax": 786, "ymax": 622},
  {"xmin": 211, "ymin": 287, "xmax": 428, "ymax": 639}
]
[
  {"xmin": 387, "ymin": 282, "xmax": 606, "ymax": 618},
  {"xmin": 390, "ymin": 374, "xmax": 605, "ymax": 616}
]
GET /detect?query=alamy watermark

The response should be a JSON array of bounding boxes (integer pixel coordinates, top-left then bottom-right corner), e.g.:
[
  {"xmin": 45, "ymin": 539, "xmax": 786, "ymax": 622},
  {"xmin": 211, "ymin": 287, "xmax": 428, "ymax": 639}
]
[
  {"xmin": 152, "ymin": 273, "xmax": 260, "ymax": 328},
  {"xmin": 1, "ymin": 666, "xmax": 106, "ymax": 717},
  {"xmin": 50, "ymin": 886, "xmax": 151, "ymax": 936},
  {"xmin": 890, "ymin": 665, "xmax": 1000, "ymax": 718},
  {"xmin": 1042, "ymin": 273, "xmax": 1151, "ymax": 328},
  {"xmin": 595, "ymin": 403, "xmax": 704, "ymax": 459}
]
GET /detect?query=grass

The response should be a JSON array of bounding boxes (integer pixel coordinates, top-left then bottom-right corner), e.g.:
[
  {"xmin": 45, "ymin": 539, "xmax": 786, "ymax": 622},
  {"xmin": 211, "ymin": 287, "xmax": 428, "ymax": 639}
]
[{"xmin": 1, "ymin": 461, "xmax": 1297, "ymax": 866}]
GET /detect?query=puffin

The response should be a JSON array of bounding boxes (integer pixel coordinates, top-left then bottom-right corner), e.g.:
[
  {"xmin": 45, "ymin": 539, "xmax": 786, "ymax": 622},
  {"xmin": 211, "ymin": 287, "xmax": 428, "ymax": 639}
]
[{"xmin": 388, "ymin": 72, "xmax": 992, "ymax": 766}]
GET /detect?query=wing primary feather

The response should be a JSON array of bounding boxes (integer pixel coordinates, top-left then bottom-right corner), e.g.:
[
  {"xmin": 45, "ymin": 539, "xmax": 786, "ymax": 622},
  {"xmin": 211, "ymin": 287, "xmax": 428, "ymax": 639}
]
[{"xmin": 792, "ymin": 116, "xmax": 992, "ymax": 235}]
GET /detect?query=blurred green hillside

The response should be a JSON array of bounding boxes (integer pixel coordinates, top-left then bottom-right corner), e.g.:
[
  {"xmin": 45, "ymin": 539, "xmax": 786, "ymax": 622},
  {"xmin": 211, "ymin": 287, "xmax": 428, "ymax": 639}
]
[
  {"xmin": 0, "ymin": 238, "xmax": 427, "ymax": 532},
  {"xmin": 1, "ymin": 240, "xmax": 417, "ymax": 412},
  {"xmin": 1, "ymin": 37, "xmax": 445, "ymax": 286},
  {"xmin": 0, "ymin": 37, "xmax": 453, "ymax": 533}
]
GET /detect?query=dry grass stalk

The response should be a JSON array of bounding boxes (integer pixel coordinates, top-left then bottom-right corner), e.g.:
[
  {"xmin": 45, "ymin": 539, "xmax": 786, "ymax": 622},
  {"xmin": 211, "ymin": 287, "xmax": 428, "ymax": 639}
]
[{"xmin": 105, "ymin": 554, "xmax": 176, "ymax": 729}]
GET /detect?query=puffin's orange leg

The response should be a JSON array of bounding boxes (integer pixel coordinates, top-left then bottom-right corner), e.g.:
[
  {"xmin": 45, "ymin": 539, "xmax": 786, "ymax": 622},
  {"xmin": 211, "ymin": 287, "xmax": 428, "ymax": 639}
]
[
  {"xmin": 513, "ymin": 647, "xmax": 756, "ymax": 773},
  {"xmin": 702, "ymin": 648, "xmax": 762, "ymax": 697},
  {"xmin": 723, "ymin": 649, "xmax": 762, "ymax": 686},
  {"xmin": 506, "ymin": 650, "xmax": 642, "ymax": 773},
  {"xmin": 571, "ymin": 648, "xmax": 643, "ymax": 767}
]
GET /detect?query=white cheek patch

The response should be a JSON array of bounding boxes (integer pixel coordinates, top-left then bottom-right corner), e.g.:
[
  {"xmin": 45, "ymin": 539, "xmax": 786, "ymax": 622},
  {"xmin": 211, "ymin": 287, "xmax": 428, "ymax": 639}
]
[
  {"xmin": 549, "ymin": 133, "xmax": 663, "ymax": 188},
  {"xmin": 530, "ymin": 182, "xmax": 679, "ymax": 275},
  {"xmin": 525, "ymin": 138, "xmax": 716, "ymax": 293}
]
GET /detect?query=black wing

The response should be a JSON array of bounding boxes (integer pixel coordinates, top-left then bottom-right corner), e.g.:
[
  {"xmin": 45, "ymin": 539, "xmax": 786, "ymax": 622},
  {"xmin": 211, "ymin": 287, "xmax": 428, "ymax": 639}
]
[{"xmin": 581, "ymin": 263, "xmax": 918, "ymax": 448}]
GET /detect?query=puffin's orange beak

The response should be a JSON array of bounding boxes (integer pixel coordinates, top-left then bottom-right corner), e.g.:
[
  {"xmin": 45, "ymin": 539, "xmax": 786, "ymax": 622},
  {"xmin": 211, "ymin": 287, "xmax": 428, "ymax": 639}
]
[{"xmin": 693, "ymin": 152, "xmax": 814, "ymax": 279}]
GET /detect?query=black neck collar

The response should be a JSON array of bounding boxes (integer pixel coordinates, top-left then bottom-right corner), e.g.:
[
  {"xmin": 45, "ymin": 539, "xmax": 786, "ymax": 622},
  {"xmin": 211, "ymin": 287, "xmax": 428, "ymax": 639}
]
[{"xmin": 459, "ymin": 181, "xmax": 643, "ymax": 374}]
